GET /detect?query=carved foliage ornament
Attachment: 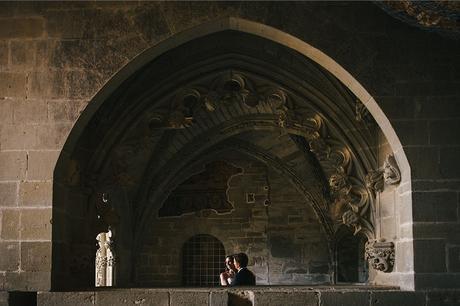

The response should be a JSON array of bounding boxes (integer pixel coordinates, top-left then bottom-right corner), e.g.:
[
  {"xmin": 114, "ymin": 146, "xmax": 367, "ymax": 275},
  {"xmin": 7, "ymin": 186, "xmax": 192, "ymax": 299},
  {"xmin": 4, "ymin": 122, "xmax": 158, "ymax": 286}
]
[
  {"xmin": 365, "ymin": 239, "xmax": 395, "ymax": 272},
  {"xmin": 327, "ymin": 167, "xmax": 371, "ymax": 237},
  {"xmin": 299, "ymin": 115, "xmax": 372, "ymax": 238},
  {"xmin": 150, "ymin": 71, "xmax": 377, "ymax": 239},
  {"xmin": 148, "ymin": 72, "xmax": 290, "ymax": 130}
]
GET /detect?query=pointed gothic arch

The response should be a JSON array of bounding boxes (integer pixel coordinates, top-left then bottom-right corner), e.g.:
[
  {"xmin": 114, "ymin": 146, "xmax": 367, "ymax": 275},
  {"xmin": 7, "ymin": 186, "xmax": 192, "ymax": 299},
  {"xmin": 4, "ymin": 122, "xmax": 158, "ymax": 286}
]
[{"xmin": 53, "ymin": 17, "xmax": 413, "ymax": 290}]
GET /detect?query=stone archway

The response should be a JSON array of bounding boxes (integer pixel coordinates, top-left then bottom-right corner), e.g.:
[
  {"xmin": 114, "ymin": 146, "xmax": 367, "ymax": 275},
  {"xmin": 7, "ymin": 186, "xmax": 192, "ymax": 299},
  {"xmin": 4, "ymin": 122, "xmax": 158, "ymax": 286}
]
[{"xmin": 53, "ymin": 18, "xmax": 413, "ymax": 290}]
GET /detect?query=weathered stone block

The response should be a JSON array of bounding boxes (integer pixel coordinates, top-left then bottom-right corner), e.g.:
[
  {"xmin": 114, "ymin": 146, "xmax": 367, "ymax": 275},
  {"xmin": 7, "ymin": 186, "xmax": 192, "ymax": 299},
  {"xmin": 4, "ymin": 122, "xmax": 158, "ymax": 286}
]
[
  {"xmin": 254, "ymin": 291, "xmax": 317, "ymax": 306},
  {"xmin": 0, "ymin": 72, "xmax": 26, "ymax": 99},
  {"xmin": 48, "ymin": 100, "xmax": 87, "ymax": 122},
  {"xmin": 0, "ymin": 17, "xmax": 45, "ymax": 38},
  {"xmin": 416, "ymin": 273, "xmax": 460, "ymax": 290},
  {"xmin": 413, "ymin": 180, "xmax": 460, "ymax": 192},
  {"xmin": 405, "ymin": 147, "xmax": 441, "ymax": 179},
  {"xmin": 35, "ymin": 40, "xmax": 49, "ymax": 68},
  {"xmin": 0, "ymin": 124, "xmax": 37, "ymax": 150},
  {"xmin": 440, "ymin": 147, "xmax": 460, "ymax": 179},
  {"xmin": 0, "ymin": 241, "xmax": 19, "ymax": 271},
  {"xmin": 50, "ymin": 39, "xmax": 96, "ymax": 69},
  {"xmin": 414, "ymin": 239, "xmax": 446, "ymax": 273},
  {"xmin": 430, "ymin": 120, "xmax": 460, "ymax": 145},
  {"xmin": 414, "ymin": 223, "xmax": 460, "ymax": 241},
  {"xmin": 19, "ymin": 181, "xmax": 52, "ymax": 207},
  {"xmin": 10, "ymin": 40, "xmax": 35, "ymax": 66},
  {"xmin": 371, "ymin": 291, "xmax": 425, "ymax": 306},
  {"xmin": 413, "ymin": 192, "xmax": 457, "ymax": 222},
  {"xmin": 170, "ymin": 291, "xmax": 209, "ymax": 306},
  {"xmin": 0, "ymin": 209, "xmax": 20, "ymax": 239},
  {"xmin": 378, "ymin": 190, "xmax": 395, "ymax": 218},
  {"xmin": 380, "ymin": 217, "xmax": 396, "ymax": 240},
  {"xmin": 4, "ymin": 271, "xmax": 51, "ymax": 291},
  {"xmin": 426, "ymin": 290, "xmax": 460, "ymax": 306},
  {"xmin": 0, "ymin": 151, "xmax": 27, "ymax": 180},
  {"xmin": 399, "ymin": 223, "xmax": 412, "ymax": 240},
  {"xmin": 0, "ymin": 41, "xmax": 7, "ymax": 66},
  {"xmin": 228, "ymin": 290, "xmax": 254, "ymax": 306},
  {"xmin": 95, "ymin": 290, "xmax": 169, "ymax": 306},
  {"xmin": 398, "ymin": 195, "xmax": 413, "ymax": 225},
  {"xmin": 21, "ymin": 241, "xmax": 51, "ymax": 272},
  {"xmin": 210, "ymin": 291, "xmax": 228, "ymax": 306},
  {"xmin": 0, "ymin": 182, "xmax": 18, "ymax": 207},
  {"xmin": 378, "ymin": 97, "xmax": 416, "ymax": 120},
  {"xmin": 27, "ymin": 151, "xmax": 60, "ymax": 180},
  {"xmin": 0, "ymin": 100, "xmax": 13, "ymax": 125},
  {"xmin": 66, "ymin": 70, "xmax": 106, "ymax": 99},
  {"xmin": 37, "ymin": 291, "xmax": 95, "ymax": 306},
  {"xmin": 418, "ymin": 96, "xmax": 460, "ymax": 119},
  {"xmin": 392, "ymin": 120, "xmax": 429, "ymax": 146},
  {"xmin": 28, "ymin": 70, "xmax": 66, "ymax": 99},
  {"xmin": 0, "ymin": 291, "xmax": 8, "ymax": 306},
  {"xmin": 395, "ymin": 240, "xmax": 414, "ymax": 272},
  {"xmin": 34, "ymin": 124, "xmax": 71, "ymax": 150},
  {"xmin": 20, "ymin": 208, "xmax": 52, "ymax": 240},
  {"xmin": 13, "ymin": 100, "xmax": 47, "ymax": 124},
  {"xmin": 447, "ymin": 245, "xmax": 460, "ymax": 272},
  {"xmin": 320, "ymin": 292, "xmax": 370, "ymax": 306},
  {"xmin": 46, "ymin": 7, "xmax": 136, "ymax": 40}
]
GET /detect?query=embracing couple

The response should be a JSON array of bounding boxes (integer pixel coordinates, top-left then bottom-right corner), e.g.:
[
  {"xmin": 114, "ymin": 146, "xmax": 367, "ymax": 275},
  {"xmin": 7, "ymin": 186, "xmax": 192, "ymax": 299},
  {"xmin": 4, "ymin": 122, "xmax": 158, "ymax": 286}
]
[{"xmin": 220, "ymin": 252, "xmax": 256, "ymax": 286}]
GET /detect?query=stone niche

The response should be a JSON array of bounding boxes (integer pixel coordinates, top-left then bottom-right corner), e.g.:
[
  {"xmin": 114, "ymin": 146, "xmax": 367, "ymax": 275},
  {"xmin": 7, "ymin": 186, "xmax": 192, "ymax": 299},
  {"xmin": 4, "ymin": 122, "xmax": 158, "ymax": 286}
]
[{"xmin": 136, "ymin": 155, "xmax": 331, "ymax": 286}]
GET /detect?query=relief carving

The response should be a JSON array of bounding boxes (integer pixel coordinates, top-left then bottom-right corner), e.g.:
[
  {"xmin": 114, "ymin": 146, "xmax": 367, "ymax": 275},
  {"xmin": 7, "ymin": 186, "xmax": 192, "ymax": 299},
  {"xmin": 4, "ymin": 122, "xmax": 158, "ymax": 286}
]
[
  {"xmin": 327, "ymin": 167, "xmax": 372, "ymax": 236},
  {"xmin": 95, "ymin": 231, "xmax": 116, "ymax": 287},
  {"xmin": 365, "ymin": 239, "xmax": 395, "ymax": 273},
  {"xmin": 365, "ymin": 169, "xmax": 384, "ymax": 193},
  {"xmin": 149, "ymin": 89, "xmax": 200, "ymax": 129},
  {"xmin": 383, "ymin": 154, "xmax": 401, "ymax": 185},
  {"xmin": 365, "ymin": 153, "xmax": 401, "ymax": 194},
  {"xmin": 154, "ymin": 71, "xmax": 378, "ymax": 239}
]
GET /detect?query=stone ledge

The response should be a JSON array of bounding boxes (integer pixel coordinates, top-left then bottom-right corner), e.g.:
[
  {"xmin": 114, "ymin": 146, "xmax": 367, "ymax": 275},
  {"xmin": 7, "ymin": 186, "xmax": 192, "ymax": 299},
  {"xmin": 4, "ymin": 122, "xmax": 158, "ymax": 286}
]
[{"xmin": 33, "ymin": 287, "xmax": 460, "ymax": 306}]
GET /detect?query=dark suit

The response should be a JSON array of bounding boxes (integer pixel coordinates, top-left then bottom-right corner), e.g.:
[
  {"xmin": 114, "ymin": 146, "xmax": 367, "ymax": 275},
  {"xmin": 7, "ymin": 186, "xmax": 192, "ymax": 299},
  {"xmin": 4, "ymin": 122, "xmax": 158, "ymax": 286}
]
[{"xmin": 231, "ymin": 267, "xmax": 256, "ymax": 286}]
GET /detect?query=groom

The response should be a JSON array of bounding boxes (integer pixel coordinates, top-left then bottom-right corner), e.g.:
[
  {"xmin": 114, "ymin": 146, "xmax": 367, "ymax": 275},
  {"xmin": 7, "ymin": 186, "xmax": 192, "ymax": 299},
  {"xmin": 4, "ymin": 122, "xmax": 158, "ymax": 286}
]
[{"xmin": 231, "ymin": 253, "xmax": 256, "ymax": 286}]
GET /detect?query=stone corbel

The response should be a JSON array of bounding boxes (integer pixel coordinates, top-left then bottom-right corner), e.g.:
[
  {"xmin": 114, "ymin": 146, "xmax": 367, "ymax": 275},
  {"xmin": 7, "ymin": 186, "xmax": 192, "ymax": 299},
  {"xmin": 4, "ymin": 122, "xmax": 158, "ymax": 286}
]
[
  {"xmin": 383, "ymin": 154, "xmax": 401, "ymax": 185},
  {"xmin": 365, "ymin": 239, "xmax": 395, "ymax": 272},
  {"xmin": 365, "ymin": 154, "xmax": 401, "ymax": 193}
]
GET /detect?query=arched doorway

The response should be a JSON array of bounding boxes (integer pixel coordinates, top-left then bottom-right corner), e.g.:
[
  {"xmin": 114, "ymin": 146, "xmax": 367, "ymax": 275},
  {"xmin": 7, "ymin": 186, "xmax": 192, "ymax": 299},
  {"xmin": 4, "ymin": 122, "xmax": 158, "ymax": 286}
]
[{"xmin": 52, "ymin": 18, "xmax": 413, "ymax": 290}]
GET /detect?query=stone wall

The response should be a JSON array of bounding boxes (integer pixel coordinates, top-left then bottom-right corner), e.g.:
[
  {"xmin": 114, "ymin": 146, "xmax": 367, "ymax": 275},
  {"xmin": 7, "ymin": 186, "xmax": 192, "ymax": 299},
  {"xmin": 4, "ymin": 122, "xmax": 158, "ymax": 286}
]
[
  {"xmin": 138, "ymin": 157, "xmax": 331, "ymax": 286},
  {"xmin": 0, "ymin": 1, "xmax": 459, "ymax": 292}
]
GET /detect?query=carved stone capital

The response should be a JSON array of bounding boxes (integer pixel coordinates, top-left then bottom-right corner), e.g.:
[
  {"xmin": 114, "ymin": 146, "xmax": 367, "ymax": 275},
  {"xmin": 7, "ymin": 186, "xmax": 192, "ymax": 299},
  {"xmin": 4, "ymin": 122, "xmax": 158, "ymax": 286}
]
[{"xmin": 365, "ymin": 239, "xmax": 395, "ymax": 272}]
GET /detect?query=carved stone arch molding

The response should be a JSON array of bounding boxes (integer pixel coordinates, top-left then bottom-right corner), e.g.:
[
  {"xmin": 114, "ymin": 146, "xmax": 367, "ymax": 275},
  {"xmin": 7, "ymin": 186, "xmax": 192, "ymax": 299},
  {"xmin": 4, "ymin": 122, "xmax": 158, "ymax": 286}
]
[{"xmin": 53, "ymin": 18, "xmax": 412, "ymax": 290}]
